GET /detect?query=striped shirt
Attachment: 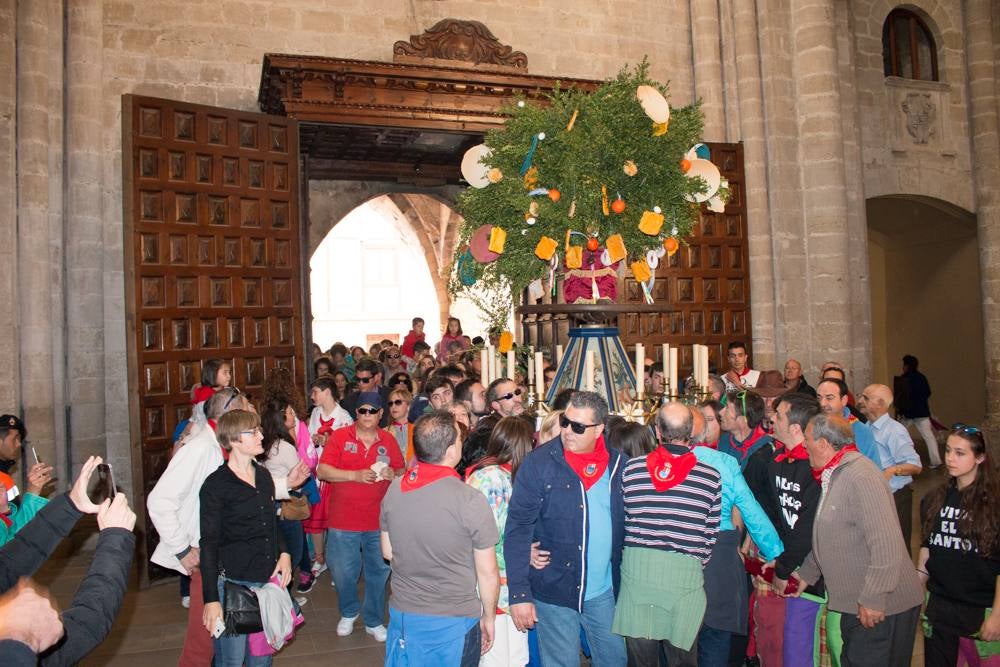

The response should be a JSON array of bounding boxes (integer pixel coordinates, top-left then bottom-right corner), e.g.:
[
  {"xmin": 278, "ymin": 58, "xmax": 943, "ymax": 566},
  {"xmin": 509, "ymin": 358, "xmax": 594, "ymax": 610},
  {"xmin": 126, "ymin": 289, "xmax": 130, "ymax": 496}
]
[{"xmin": 622, "ymin": 449, "xmax": 723, "ymax": 564}]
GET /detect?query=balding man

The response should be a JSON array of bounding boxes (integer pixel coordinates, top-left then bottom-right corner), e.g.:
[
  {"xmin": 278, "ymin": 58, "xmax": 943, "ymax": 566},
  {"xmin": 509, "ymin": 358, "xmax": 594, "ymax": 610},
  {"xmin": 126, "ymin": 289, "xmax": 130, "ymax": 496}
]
[
  {"xmin": 783, "ymin": 359, "xmax": 816, "ymax": 397},
  {"xmin": 857, "ymin": 384, "xmax": 922, "ymax": 550}
]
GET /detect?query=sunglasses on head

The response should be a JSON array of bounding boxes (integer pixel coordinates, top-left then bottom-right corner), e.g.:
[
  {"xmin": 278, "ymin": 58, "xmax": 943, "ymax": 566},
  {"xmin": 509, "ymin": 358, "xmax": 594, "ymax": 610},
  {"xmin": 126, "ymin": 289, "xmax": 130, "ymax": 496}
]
[
  {"xmin": 559, "ymin": 414, "xmax": 601, "ymax": 435},
  {"xmin": 952, "ymin": 423, "xmax": 981, "ymax": 434},
  {"xmin": 222, "ymin": 387, "xmax": 242, "ymax": 411},
  {"xmin": 357, "ymin": 406, "xmax": 380, "ymax": 415},
  {"xmin": 388, "ymin": 399, "xmax": 407, "ymax": 407},
  {"xmin": 498, "ymin": 388, "xmax": 523, "ymax": 401}
]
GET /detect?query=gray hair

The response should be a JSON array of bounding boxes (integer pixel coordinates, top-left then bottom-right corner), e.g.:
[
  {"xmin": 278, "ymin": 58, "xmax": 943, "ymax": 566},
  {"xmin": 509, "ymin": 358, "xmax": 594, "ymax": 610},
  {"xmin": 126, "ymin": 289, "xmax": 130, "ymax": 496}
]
[
  {"xmin": 808, "ymin": 413, "xmax": 855, "ymax": 450},
  {"xmin": 567, "ymin": 390, "xmax": 609, "ymax": 425},
  {"xmin": 656, "ymin": 404, "xmax": 693, "ymax": 444},
  {"xmin": 205, "ymin": 388, "xmax": 243, "ymax": 420}
]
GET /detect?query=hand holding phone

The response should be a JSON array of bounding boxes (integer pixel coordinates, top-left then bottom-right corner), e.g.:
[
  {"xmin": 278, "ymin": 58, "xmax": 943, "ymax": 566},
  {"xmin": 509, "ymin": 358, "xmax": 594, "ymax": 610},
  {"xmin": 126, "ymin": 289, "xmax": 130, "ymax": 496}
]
[{"xmin": 212, "ymin": 617, "xmax": 226, "ymax": 639}]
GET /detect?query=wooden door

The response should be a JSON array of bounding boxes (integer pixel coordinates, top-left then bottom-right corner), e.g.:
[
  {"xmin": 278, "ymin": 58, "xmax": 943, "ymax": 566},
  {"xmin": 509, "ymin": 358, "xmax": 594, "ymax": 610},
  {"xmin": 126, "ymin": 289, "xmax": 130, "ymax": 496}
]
[
  {"xmin": 122, "ymin": 95, "xmax": 305, "ymax": 584},
  {"xmin": 620, "ymin": 142, "xmax": 750, "ymax": 374}
]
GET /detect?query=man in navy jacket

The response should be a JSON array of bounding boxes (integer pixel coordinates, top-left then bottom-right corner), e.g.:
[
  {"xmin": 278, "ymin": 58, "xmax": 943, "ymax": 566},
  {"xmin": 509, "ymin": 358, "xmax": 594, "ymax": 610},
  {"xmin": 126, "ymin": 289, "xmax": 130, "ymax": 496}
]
[{"xmin": 504, "ymin": 390, "xmax": 627, "ymax": 667}]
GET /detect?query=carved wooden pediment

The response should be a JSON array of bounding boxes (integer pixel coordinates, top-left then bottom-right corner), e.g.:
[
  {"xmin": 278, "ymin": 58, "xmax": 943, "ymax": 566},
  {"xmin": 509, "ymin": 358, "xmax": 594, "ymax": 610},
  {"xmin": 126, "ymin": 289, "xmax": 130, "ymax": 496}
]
[{"xmin": 393, "ymin": 19, "xmax": 528, "ymax": 69}]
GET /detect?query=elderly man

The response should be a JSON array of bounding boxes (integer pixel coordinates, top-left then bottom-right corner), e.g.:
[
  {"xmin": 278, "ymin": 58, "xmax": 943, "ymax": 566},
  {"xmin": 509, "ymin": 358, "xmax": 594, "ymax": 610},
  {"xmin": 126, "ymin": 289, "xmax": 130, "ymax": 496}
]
[
  {"xmin": 380, "ymin": 410, "xmax": 500, "ymax": 665},
  {"xmin": 318, "ymin": 391, "xmax": 405, "ymax": 641},
  {"xmin": 796, "ymin": 414, "xmax": 922, "ymax": 667},
  {"xmin": 505, "ymin": 391, "xmax": 628, "ymax": 667},
  {"xmin": 613, "ymin": 403, "xmax": 722, "ymax": 666},
  {"xmin": 783, "ymin": 359, "xmax": 816, "ymax": 397},
  {"xmin": 857, "ymin": 384, "xmax": 922, "ymax": 549},
  {"xmin": 686, "ymin": 407, "xmax": 783, "ymax": 665},
  {"xmin": 816, "ymin": 378, "xmax": 880, "ymax": 465},
  {"xmin": 723, "ymin": 341, "xmax": 761, "ymax": 392},
  {"xmin": 459, "ymin": 377, "xmax": 526, "ymax": 477}
]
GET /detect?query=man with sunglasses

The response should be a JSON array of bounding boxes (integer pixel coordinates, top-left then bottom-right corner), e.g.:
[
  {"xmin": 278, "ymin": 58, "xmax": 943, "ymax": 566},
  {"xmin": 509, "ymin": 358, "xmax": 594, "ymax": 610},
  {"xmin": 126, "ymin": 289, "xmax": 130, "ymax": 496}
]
[
  {"xmin": 505, "ymin": 391, "xmax": 628, "ymax": 667},
  {"xmin": 340, "ymin": 358, "xmax": 392, "ymax": 428},
  {"xmin": 381, "ymin": 345, "xmax": 406, "ymax": 381},
  {"xmin": 318, "ymin": 391, "xmax": 404, "ymax": 642},
  {"xmin": 458, "ymin": 378, "xmax": 526, "ymax": 478},
  {"xmin": 147, "ymin": 387, "xmax": 251, "ymax": 667}
]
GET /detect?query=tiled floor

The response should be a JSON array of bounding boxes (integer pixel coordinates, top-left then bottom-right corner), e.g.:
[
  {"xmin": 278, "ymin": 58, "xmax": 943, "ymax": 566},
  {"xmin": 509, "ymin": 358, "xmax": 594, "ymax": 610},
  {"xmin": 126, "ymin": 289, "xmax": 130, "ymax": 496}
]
[{"xmin": 33, "ymin": 468, "xmax": 944, "ymax": 665}]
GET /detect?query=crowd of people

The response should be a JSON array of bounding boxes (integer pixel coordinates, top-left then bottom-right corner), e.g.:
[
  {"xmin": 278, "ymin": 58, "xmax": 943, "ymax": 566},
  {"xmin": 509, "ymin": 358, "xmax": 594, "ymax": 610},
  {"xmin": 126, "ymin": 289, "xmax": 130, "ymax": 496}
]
[{"xmin": 0, "ymin": 315, "xmax": 996, "ymax": 667}]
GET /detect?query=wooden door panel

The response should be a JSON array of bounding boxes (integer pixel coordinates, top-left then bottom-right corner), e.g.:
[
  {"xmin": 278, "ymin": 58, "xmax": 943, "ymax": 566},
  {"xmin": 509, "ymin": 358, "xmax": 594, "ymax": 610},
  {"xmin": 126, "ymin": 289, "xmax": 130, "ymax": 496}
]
[{"xmin": 123, "ymin": 95, "xmax": 304, "ymax": 584}]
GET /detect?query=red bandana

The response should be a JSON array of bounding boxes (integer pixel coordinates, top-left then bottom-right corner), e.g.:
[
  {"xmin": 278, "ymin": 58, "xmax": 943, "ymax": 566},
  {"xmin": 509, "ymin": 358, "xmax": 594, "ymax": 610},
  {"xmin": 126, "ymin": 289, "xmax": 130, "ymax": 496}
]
[
  {"xmin": 401, "ymin": 462, "xmax": 459, "ymax": 493},
  {"xmin": 645, "ymin": 445, "xmax": 697, "ymax": 492},
  {"xmin": 0, "ymin": 514, "xmax": 11, "ymax": 528},
  {"xmin": 192, "ymin": 386, "xmax": 215, "ymax": 405},
  {"xmin": 733, "ymin": 424, "xmax": 768, "ymax": 459},
  {"xmin": 563, "ymin": 436, "xmax": 610, "ymax": 491},
  {"xmin": 774, "ymin": 441, "xmax": 809, "ymax": 463},
  {"xmin": 317, "ymin": 415, "xmax": 336, "ymax": 436},
  {"xmin": 846, "ymin": 413, "xmax": 858, "ymax": 424},
  {"xmin": 811, "ymin": 444, "xmax": 858, "ymax": 482}
]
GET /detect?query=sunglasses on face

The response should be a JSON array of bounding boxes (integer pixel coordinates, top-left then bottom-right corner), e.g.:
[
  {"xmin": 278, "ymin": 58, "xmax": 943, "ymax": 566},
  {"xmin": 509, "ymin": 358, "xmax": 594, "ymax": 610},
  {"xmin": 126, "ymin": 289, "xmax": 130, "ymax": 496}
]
[
  {"xmin": 356, "ymin": 375, "xmax": 374, "ymax": 383},
  {"xmin": 357, "ymin": 407, "xmax": 381, "ymax": 415},
  {"xmin": 559, "ymin": 414, "xmax": 601, "ymax": 435},
  {"xmin": 388, "ymin": 354, "xmax": 401, "ymax": 359},
  {"xmin": 388, "ymin": 399, "xmax": 407, "ymax": 407},
  {"xmin": 498, "ymin": 388, "xmax": 523, "ymax": 401}
]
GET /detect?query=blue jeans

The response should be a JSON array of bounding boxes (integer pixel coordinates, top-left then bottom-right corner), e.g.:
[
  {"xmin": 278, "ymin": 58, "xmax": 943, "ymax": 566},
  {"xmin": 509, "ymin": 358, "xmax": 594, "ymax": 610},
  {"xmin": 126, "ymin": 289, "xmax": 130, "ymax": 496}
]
[
  {"xmin": 534, "ymin": 587, "xmax": 626, "ymax": 667},
  {"xmin": 325, "ymin": 528, "xmax": 389, "ymax": 628},
  {"xmin": 697, "ymin": 625, "xmax": 732, "ymax": 666},
  {"xmin": 276, "ymin": 517, "xmax": 304, "ymax": 578},
  {"xmin": 213, "ymin": 576, "xmax": 272, "ymax": 666}
]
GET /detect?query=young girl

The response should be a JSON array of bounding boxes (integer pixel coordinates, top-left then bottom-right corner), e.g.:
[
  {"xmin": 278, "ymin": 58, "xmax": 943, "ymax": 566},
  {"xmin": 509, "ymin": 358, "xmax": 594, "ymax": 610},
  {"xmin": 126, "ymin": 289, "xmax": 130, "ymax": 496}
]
[
  {"xmin": 919, "ymin": 425, "xmax": 1000, "ymax": 666},
  {"xmin": 436, "ymin": 317, "xmax": 468, "ymax": 361}
]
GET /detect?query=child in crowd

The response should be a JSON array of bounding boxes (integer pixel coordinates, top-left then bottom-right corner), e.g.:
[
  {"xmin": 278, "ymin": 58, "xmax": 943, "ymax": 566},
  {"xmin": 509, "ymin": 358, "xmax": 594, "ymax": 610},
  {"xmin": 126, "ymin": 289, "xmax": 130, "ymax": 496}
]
[{"xmin": 400, "ymin": 317, "xmax": 425, "ymax": 360}]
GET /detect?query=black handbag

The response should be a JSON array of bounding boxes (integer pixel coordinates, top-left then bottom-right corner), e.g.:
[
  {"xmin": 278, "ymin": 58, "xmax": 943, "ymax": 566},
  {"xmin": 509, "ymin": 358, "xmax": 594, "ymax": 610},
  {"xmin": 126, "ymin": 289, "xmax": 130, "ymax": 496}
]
[{"xmin": 222, "ymin": 578, "xmax": 263, "ymax": 635}]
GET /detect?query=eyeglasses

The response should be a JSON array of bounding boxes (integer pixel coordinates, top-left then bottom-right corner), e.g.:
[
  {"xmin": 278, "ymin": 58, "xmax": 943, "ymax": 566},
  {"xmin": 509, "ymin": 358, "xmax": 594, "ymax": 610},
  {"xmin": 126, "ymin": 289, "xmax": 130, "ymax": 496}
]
[
  {"xmin": 388, "ymin": 354, "xmax": 401, "ymax": 359},
  {"xmin": 223, "ymin": 388, "xmax": 243, "ymax": 411},
  {"xmin": 357, "ymin": 407, "xmax": 381, "ymax": 415},
  {"xmin": 356, "ymin": 375, "xmax": 374, "ymax": 383},
  {"xmin": 387, "ymin": 399, "xmax": 407, "ymax": 407},
  {"xmin": 559, "ymin": 414, "xmax": 601, "ymax": 435},
  {"xmin": 952, "ymin": 423, "xmax": 981, "ymax": 434},
  {"xmin": 239, "ymin": 428, "xmax": 262, "ymax": 436},
  {"xmin": 498, "ymin": 388, "xmax": 523, "ymax": 401}
]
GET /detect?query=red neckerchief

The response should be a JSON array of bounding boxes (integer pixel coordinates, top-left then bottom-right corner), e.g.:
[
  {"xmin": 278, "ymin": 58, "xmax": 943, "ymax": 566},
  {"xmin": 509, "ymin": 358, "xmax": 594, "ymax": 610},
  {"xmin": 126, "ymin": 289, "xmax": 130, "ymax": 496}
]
[
  {"xmin": 563, "ymin": 436, "xmax": 610, "ymax": 491},
  {"xmin": 737, "ymin": 367, "xmax": 751, "ymax": 378},
  {"xmin": 401, "ymin": 461, "xmax": 459, "ymax": 493},
  {"xmin": 694, "ymin": 440, "xmax": 719, "ymax": 450},
  {"xmin": 317, "ymin": 414, "xmax": 336, "ymax": 436},
  {"xmin": 774, "ymin": 440, "xmax": 809, "ymax": 463},
  {"xmin": 192, "ymin": 386, "xmax": 215, "ymax": 405},
  {"xmin": 645, "ymin": 445, "xmax": 697, "ymax": 491},
  {"xmin": 732, "ymin": 424, "xmax": 767, "ymax": 459},
  {"xmin": 846, "ymin": 413, "xmax": 858, "ymax": 424},
  {"xmin": 811, "ymin": 445, "xmax": 858, "ymax": 482},
  {"xmin": 0, "ymin": 514, "xmax": 11, "ymax": 528}
]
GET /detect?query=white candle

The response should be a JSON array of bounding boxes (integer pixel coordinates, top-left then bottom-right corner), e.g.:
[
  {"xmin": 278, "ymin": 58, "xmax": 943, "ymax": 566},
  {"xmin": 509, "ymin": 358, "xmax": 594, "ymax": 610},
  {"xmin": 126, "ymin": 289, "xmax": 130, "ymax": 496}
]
[
  {"xmin": 487, "ymin": 345, "xmax": 496, "ymax": 384},
  {"xmin": 527, "ymin": 354, "xmax": 534, "ymax": 388},
  {"xmin": 669, "ymin": 347, "xmax": 679, "ymax": 396},
  {"xmin": 507, "ymin": 350, "xmax": 516, "ymax": 380},
  {"xmin": 699, "ymin": 345, "xmax": 708, "ymax": 388},
  {"xmin": 556, "ymin": 344, "xmax": 564, "ymax": 365},
  {"xmin": 480, "ymin": 348, "xmax": 490, "ymax": 385},
  {"xmin": 662, "ymin": 344, "xmax": 670, "ymax": 392},
  {"xmin": 534, "ymin": 351, "xmax": 545, "ymax": 397},
  {"xmin": 585, "ymin": 350, "xmax": 595, "ymax": 391},
  {"xmin": 635, "ymin": 343, "xmax": 645, "ymax": 400}
]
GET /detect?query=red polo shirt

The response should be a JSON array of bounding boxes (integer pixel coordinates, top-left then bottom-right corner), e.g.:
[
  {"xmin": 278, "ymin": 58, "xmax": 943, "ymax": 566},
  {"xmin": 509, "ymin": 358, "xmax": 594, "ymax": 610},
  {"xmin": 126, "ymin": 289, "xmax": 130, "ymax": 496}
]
[{"xmin": 320, "ymin": 424, "xmax": 404, "ymax": 531}]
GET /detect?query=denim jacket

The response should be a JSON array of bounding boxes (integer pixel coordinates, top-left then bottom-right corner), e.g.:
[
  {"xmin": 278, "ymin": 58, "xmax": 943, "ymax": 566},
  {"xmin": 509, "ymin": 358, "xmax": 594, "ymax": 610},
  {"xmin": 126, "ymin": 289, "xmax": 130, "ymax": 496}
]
[{"xmin": 504, "ymin": 438, "xmax": 626, "ymax": 612}]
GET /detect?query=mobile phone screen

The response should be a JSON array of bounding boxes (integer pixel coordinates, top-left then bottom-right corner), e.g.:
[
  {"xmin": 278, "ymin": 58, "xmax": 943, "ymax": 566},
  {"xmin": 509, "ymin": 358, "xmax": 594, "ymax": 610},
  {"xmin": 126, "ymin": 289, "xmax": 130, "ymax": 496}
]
[{"xmin": 92, "ymin": 463, "xmax": 117, "ymax": 502}]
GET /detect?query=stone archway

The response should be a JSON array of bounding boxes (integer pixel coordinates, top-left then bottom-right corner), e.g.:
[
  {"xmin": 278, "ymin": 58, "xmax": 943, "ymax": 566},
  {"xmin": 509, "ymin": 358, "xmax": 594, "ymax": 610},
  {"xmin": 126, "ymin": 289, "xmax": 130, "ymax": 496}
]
[{"xmin": 867, "ymin": 194, "xmax": 984, "ymax": 427}]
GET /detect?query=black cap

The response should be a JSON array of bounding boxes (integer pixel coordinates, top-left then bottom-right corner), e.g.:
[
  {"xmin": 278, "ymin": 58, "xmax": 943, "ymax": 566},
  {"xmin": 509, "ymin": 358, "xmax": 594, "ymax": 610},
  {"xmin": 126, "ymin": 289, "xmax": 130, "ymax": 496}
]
[{"xmin": 0, "ymin": 415, "xmax": 25, "ymax": 438}]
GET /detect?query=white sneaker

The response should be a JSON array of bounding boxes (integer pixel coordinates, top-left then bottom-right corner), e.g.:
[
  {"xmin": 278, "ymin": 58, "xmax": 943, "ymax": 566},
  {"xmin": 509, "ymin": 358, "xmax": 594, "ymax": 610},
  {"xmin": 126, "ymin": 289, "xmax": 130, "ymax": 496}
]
[
  {"xmin": 365, "ymin": 625, "xmax": 388, "ymax": 642},
  {"xmin": 180, "ymin": 595, "xmax": 190, "ymax": 609},
  {"xmin": 336, "ymin": 615, "xmax": 358, "ymax": 636},
  {"xmin": 294, "ymin": 596, "xmax": 308, "ymax": 607},
  {"xmin": 311, "ymin": 561, "xmax": 328, "ymax": 577}
]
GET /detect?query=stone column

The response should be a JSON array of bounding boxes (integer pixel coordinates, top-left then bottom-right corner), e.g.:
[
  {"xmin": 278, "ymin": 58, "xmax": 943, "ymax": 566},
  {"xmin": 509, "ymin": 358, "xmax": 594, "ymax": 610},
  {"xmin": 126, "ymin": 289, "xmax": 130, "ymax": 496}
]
[
  {"xmin": 16, "ymin": 0, "xmax": 66, "ymax": 472},
  {"xmin": 690, "ymin": 0, "xmax": 726, "ymax": 140},
  {"xmin": 788, "ymin": 0, "xmax": 853, "ymax": 370},
  {"xmin": 964, "ymin": 0, "xmax": 1000, "ymax": 446},
  {"xmin": 0, "ymin": 0, "xmax": 18, "ymax": 412},
  {"xmin": 732, "ymin": 0, "xmax": 778, "ymax": 369}
]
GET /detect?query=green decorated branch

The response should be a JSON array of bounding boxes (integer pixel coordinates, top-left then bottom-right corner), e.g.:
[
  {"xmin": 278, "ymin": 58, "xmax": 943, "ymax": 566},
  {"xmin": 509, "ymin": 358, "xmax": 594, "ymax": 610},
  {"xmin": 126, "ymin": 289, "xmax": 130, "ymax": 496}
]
[{"xmin": 451, "ymin": 61, "xmax": 728, "ymax": 329}]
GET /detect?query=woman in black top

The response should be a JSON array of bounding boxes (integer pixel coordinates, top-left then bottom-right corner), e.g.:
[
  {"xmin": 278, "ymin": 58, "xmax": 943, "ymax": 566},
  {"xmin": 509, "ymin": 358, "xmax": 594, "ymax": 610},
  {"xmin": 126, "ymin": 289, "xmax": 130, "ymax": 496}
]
[
  {"xmin": 201, "ymin": 409, "xmax": 292, "ymax": 666},
  {"xmin": 918, "ymin": 425, "xmax": 1000, "ymax": 666}
]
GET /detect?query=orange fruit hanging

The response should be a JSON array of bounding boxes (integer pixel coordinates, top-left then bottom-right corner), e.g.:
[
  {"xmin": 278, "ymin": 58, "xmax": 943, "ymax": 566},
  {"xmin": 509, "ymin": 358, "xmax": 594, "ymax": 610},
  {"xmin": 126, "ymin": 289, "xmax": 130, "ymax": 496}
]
[
  {"xmin": 611, "ymin": 198, "xmax": 626, "ymax": 214},
  {"xmin": 587, "ymin": 237, "xmax": 600, "ymax": 252},
  {"xmin": 548, "ymin": 189, "xmax": 561, "ymax": 202},
  {"xmin": 680, "ymin": 158, "xmax": 692, "ymax": 173},
  {"xmin": 663, "ymin": 237, "xmax": 680, "ymax": 256}
]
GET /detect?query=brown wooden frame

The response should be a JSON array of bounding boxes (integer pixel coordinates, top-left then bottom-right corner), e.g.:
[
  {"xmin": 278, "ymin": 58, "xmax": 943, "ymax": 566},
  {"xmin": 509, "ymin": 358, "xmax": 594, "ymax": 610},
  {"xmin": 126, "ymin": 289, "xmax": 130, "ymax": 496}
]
[{"xmin": 883, "ymin": 8, "xmax": 938, "ymax": 81}]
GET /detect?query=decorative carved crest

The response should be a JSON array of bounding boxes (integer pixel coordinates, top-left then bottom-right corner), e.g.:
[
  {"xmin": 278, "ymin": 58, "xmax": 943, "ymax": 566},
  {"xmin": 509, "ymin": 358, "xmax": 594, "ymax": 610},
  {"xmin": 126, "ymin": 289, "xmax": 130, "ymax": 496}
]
[
  {"xmin": 902, "ymin": 93, "xmax": 935, "ymax": 144},
  {"xmin": 393, "ymin": 19, "xmax": 528, "ymax": 69}
]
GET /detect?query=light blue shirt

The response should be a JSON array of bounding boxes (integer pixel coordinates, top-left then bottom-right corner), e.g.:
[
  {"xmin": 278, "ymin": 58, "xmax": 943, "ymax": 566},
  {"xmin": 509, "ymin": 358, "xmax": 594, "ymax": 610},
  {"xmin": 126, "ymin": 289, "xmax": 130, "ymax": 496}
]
[
  {"xmin": 584, "ymin": 469, "xmax": 613, "ymax": 600},
  {"xmin": 841, "ymin": 407, "xmax": 881, "ymax": 467},
  {"xmin": 869, "ymin": 412, "xmax": 922, "ymax": 492},
  {"xmin": 693, "ymin": 446, "xmax": 784, "ymax": 561}
]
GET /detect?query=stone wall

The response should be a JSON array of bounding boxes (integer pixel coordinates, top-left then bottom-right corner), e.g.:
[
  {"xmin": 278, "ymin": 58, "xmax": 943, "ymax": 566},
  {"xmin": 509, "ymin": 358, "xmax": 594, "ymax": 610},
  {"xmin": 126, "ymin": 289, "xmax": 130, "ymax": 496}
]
[{"xmin": 3, "ymin": 0, "xmax": 999, "ymax": 485}]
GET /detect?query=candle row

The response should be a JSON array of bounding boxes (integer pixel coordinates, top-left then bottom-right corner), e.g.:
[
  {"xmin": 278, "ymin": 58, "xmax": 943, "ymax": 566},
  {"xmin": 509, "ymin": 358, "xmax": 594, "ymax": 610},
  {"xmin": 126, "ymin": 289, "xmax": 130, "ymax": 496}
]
[{"xmin": 480, "ymin": 345, "xmax": 548, "ymax": 398}]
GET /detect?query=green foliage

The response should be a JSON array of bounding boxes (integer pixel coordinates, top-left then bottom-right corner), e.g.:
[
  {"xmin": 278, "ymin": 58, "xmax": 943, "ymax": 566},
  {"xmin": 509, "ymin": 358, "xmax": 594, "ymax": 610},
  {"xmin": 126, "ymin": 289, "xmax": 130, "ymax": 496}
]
[{"xmin": 451, "ymin": 60, "xmax": 708, "ymax": 325}]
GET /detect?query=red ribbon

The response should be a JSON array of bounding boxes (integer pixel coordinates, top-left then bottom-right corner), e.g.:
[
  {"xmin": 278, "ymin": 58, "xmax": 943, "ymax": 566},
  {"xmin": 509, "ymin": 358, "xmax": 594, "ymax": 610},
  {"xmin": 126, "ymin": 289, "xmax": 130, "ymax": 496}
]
[
  {"xmin": 645, "ymin": 445, "xmax": 697, "ymax": 492},
  {"xmin": 401, "ymin": 462, "xmax": 460, "ymax": 493},
  {"xmin": 811, "ymin": 444, "xmax": 858, "ymax": 483}
]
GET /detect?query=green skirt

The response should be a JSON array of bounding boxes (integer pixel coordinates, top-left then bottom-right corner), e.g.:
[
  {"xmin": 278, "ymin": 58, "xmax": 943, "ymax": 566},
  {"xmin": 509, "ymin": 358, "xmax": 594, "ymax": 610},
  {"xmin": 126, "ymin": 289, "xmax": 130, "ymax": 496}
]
[{"xmin": 612, "ymin": 546, "xmax": 705, "ymax": 650}]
